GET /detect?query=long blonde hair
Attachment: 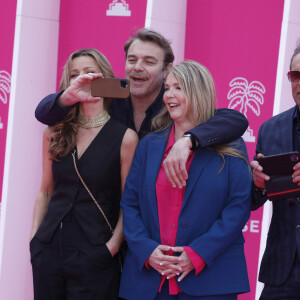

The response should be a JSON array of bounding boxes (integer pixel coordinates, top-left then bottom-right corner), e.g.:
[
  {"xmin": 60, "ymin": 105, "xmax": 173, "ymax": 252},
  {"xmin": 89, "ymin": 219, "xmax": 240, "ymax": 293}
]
[
  {"xmin": 49, "ymin": 49, "xmax": 114, "ymax": 160},
  {"xmin": 152, "ymin": 60, "xmax": 216, "ymax": 131},
  {"xmin": 152, "ymin": 60, "xmax": 249, "ymax": 169}
]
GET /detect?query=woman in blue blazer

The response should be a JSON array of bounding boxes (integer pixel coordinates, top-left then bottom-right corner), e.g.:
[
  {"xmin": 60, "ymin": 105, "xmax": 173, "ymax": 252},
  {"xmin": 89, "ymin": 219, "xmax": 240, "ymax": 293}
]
[{"xmin": 120, "ymin": 61, "xmax": 252, "ymax": 300}]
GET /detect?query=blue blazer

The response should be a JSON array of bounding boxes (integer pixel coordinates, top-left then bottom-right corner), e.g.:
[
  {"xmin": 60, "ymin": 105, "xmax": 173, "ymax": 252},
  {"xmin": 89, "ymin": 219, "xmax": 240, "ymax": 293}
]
[
  {"xmin": 120, "ymin": 127, "xmax": 251, "ymax": 300},
  {"xmin": 252, "ymin": 105, "xmax": 300, "ymax": 285}
]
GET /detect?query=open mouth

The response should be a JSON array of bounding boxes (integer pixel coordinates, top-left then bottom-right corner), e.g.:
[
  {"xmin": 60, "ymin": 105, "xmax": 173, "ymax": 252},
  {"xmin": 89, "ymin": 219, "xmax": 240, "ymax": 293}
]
[
  {"xmin": 131, "ymin": 76, "xmax": 147, "ymax": 82},
  {"xmin": 169, "ymin": 103, "xmax": 179, "ymax": 108}
]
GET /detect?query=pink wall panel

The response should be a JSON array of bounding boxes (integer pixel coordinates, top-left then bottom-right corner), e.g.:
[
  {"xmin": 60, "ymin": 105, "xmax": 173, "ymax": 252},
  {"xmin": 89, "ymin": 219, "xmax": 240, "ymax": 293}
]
[
  {"xmin": 0, "ymin": 0, "xmax": 17, "ymax": 204},
  {"xmin": 57, "ymin": 0, "xmax": 148, "ymax": 85},
  {"xmin": 185, "ymin": 0, "xmax": 284, "ymax": 299}
]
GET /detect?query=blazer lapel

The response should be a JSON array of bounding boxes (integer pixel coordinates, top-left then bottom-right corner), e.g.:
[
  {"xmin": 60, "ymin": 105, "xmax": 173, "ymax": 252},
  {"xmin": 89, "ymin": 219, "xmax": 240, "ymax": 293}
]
[
  {"xmin": 182, "ymin": 148, "xmax": 215, "ymax": 209},
  {"xmin": 146, "ymin": 133, "xmax": 168, "ymax": 190},
  {"xmin": 279, "ymin": 106, "xmax": 295, "ymax": 152},
  {"xmin": 145, "ymin": 129, "xmax": 169, "ymax": 239}
]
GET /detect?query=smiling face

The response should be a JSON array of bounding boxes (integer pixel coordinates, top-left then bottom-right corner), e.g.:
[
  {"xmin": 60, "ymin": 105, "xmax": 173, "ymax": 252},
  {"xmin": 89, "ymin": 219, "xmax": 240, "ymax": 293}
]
[
  {"xmin": 125, "ymin": 39, "xmax": 167, "ymax": 101},
  {"xmin": 163, "ymin": 72, "xmax": 190, "ymax": 125},
  {"xmin": 291, "ymin": 53, "xmax": 300, "ymax": 108}
]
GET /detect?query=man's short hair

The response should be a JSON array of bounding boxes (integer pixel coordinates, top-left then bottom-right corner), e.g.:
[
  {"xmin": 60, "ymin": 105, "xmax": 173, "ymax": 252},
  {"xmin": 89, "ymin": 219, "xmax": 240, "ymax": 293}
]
[
  {"xmin": 290, "ymin": 39, "xmax": 300, "ymax": 70},
  {"xmin": 124, "ymin": 28, "xmax": 175, "ymax": 69}
]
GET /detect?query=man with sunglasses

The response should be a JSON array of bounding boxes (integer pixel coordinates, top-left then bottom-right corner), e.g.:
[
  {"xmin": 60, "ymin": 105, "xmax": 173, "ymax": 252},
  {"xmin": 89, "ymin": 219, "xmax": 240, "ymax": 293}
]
[{"xmin": 251, "ymin": 44, "xmax": 300, "ymax": 299}]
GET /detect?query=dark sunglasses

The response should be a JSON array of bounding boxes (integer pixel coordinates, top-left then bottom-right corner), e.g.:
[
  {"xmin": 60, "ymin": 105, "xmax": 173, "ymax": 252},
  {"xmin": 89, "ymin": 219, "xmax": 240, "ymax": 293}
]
[{"xmin": 287, "ymin": 70, "xmax": 300, "ymax": 82}]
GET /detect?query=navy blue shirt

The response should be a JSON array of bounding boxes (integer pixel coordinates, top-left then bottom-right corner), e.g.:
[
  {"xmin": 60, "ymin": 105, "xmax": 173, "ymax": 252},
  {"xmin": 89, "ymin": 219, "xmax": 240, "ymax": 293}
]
[{"xmin": 110, "ymin": 86, "xmax": 164, "ymax": 139}]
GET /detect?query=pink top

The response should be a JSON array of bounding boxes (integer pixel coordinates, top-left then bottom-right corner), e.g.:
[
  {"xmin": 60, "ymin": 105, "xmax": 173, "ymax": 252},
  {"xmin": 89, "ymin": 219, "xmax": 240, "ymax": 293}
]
[{"xmin": 155, "ymin": 125, "xmax": 205, "ymax": 295}]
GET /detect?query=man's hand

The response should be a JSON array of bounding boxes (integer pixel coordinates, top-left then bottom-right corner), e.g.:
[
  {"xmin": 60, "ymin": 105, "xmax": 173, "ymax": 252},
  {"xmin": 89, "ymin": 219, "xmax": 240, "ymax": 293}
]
[
  {"xmin": 59, "ymin": 73, "xmax": 103, "ymax": 107},
  {"xmin": 163, "ymin": 137, "xmax": 192, "ymax": 189},
  {"xmin": 292, "ymin": 162, "xmax": 300, "ymax": 185},
  {"xmin": 148, "ymin": 245, "xmax": 182, "ymax": 276},
  {"xmin": 250, "ymin": 153, "xmax": 270, "ymax": 189}
]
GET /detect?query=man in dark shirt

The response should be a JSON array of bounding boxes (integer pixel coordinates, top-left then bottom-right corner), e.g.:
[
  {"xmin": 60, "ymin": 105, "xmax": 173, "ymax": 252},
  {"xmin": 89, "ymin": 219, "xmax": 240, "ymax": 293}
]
[
  {"xmin": 35, "ymin": 28, "xmax": 248, "ymax": 188},
  {"xmin": 251, "ymin": 44, "xmax": 300, "ymax": 299}
]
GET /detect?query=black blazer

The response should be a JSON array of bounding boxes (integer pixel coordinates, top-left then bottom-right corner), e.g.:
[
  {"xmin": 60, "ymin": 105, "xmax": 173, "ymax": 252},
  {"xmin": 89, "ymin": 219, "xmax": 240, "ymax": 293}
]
[{"xmin": 252, "ymin": 105, "xmax": 300, "ymax": 285}]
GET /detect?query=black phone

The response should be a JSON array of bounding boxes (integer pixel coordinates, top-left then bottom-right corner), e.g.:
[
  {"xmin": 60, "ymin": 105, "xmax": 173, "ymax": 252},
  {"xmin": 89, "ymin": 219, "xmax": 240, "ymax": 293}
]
[
  {"xmin": 258, "ymin": 152, "xmax": 300, "ymax": 176},
  {"xmin": 258, "ymin": 152, "xmax": 300, "ymax": 201},
  {"xmin": 91, "ymin": 77, "xmax": 130, "ymax": 99}
]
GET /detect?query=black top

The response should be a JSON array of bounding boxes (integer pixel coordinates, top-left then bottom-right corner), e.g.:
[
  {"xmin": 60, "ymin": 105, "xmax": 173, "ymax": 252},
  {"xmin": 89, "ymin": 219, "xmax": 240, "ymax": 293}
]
[
  {"xmin": 36, "ymin": 118, "xmax": 127, "ymax": 245},
  {"xmin": 110, "ymin": 86, "xmax": 164, "ymax": 139}
]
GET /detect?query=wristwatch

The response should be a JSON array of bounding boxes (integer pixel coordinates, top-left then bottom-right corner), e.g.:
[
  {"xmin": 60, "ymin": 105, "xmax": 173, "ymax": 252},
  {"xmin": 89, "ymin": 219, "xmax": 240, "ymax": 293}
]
[{"xmin": 183, "ymin": 133, "xmax": 197, "ymax": 151}]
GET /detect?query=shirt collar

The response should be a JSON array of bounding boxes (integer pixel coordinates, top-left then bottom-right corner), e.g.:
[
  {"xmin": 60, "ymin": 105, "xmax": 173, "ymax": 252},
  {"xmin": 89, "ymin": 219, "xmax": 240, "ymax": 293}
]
[
  {"xmin": 145, "ymin": 85, "xmax": 165, "ymax": 115},
  {"xmin": 124, "ymin": 85, "xmax": 164, "ymax": 115}
]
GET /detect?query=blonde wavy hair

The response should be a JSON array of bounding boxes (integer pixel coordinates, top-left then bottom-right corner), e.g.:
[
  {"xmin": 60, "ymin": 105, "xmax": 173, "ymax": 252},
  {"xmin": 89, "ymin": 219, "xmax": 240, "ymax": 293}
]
[
  {"xmin": 152, "ymin": 60, "xmax": 249, "ymax": 169},
  {"xmin": 49, "ymin": 49, "xmax": 114, "ymax": 160}
]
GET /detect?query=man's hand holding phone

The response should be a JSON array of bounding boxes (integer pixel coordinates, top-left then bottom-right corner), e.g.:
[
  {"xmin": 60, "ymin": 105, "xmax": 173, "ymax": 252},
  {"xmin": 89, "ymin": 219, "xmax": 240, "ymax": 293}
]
[
  {"xmin": 250, "ymin": 153, "xmax": 270, "ymax": 189},
  {"xmin": 252, "ymin": 152, "xmax": 300, "ymax": 201},
  {"xmin": 252, "ymin": 154, "xmax": 300, "ymax": 187}
]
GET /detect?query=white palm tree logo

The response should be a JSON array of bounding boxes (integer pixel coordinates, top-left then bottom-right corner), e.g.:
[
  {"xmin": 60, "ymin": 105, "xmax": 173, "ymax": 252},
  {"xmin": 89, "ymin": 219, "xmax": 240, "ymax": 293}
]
[
  {"xmin": 227, "ymin": 77, "xmax": 265, "ymax": 142},
  {"xmin": 0, "ymin": 70, "xmax": 11, "ymax": 130}
]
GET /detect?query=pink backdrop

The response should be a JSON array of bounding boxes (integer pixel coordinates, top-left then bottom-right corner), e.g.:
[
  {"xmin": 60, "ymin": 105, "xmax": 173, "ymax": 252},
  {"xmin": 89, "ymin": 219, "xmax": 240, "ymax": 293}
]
[
  {"xmin": 0, "ymin": 0, "xmax": 17, "ymax": 204},
  {"xmin": 185, "ymin": 0, "xmax": 284, "ymax": 298},
  {"xmin": 57, "ymin": 0, "xmax": 148, "ymax": 86},
  {"xmin": 44, "ymin": 0, "xmax": 285, "ymax": 298}
]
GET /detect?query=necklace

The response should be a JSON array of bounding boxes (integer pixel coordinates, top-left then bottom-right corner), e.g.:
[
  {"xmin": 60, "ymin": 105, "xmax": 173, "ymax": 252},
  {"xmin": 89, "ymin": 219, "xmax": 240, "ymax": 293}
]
[{"xmin": 77, "ymin": 111, "xmax": 110, "ymax": 129}]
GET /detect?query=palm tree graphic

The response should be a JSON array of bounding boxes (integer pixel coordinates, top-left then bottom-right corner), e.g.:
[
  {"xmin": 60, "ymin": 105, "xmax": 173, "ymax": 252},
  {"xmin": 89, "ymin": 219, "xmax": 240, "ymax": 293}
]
[
  {"xmin": 227, "ymin": 77, "xmax": 265, "ymax": 142},
  {"xmin": 0, "ymin": 70, "xmax": 11, "ymax": 130}
]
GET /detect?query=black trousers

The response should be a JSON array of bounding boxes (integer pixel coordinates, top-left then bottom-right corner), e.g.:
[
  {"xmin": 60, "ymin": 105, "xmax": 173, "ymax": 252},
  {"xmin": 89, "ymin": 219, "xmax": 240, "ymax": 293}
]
[
  {"xmin": 260, "ymin": 252, "xmax": 300, "ymax": 300},
  {"xmin": 30, "ymin": 214, "xmax": 120, "ymax": 300}
]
